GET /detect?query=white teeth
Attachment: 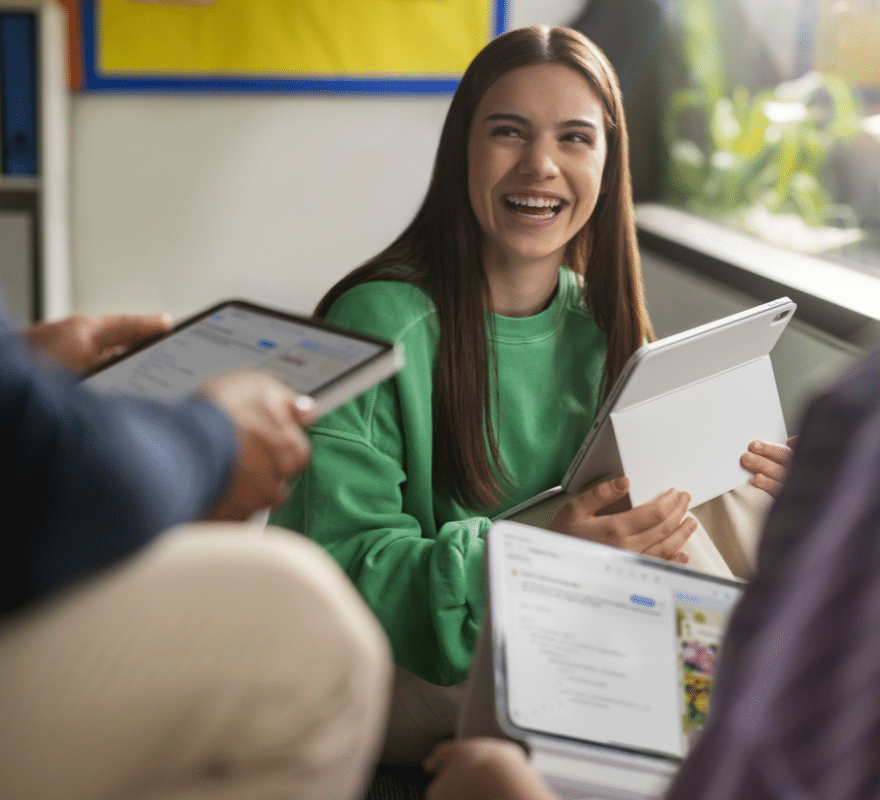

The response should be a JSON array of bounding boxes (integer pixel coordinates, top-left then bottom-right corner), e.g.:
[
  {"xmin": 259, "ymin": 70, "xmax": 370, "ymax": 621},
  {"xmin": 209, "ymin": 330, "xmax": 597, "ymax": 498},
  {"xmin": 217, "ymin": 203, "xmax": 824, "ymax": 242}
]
[{"xmin": 506, "ymin": 194, "xmax": 561, "ymax": 208}]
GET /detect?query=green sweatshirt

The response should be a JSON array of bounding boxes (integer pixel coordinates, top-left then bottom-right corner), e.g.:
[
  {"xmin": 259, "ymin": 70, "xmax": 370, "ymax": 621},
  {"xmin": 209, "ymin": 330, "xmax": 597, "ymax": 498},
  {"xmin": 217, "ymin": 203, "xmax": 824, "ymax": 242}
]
[{"xmin": 270, "ymin": 267, "xmax": 607, "ymax": 685}]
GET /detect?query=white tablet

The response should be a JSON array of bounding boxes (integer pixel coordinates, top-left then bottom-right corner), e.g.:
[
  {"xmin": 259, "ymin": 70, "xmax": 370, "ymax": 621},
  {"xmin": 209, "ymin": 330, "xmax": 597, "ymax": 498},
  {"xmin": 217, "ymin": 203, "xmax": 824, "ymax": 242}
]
[
  {"xmin": 82, "ymin": 299, "xmax": 403, "ymax": 417},
  {"xmin": 458, "ymin": 521, "xmax": 745, "ymax": 799},
  {"xmin": 502, "ymin": 297, "xmax": 795, "ymax": 522}
]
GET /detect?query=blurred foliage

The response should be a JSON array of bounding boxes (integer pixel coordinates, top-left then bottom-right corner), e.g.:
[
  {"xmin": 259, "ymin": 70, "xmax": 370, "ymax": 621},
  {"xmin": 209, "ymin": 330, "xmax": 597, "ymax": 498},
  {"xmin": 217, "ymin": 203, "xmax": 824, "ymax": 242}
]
[{"xmin": 665, "ymin": 0, "xmax": 863, "ymax": 227}]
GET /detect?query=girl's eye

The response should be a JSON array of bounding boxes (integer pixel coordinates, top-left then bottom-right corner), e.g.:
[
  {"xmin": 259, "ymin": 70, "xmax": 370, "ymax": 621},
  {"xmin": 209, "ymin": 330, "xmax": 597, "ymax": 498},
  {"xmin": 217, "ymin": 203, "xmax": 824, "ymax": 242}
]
[
  {"xmin": 491, "ymin": 126, "xmax": 523, "ymax": 139},
  {"xmin": 563, "ymin": 133, "xmax": 593, "ymax": 145}
]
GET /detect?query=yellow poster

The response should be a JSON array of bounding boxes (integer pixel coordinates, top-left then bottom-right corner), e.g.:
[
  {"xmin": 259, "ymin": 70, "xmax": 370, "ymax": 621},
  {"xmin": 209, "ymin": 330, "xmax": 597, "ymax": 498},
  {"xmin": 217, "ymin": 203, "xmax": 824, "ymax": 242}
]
[{"xmin": 92, "ymin": 0, "xmax": 502, "ymax": 84}]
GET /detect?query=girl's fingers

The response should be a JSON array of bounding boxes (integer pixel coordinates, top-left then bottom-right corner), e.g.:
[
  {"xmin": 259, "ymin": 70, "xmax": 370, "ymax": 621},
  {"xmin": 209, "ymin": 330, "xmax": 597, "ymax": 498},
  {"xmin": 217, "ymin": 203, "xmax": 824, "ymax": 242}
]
[
  {"xmin": 643, "ymin": 514, "xmax": 698, "ymax": 560},
  {"xmin": 741, "ymin": 451, "xmax": 788, "ymax": 483},
  {"xmin": 626, "ymin": 489, "xmax": 691, "ymax": 545},
  {"xmin": 750, "ymin": 471, "xmax": 784, "ymax": 498},
  {"xmin": 747, "ymin": 440, "xmax": 793, "ymax": 468}
]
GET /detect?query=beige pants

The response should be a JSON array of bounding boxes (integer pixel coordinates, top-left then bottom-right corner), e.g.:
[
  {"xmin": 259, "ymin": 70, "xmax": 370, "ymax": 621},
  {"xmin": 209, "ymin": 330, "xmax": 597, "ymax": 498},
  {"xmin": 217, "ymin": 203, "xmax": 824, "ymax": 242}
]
[
  {"xmin": 380, "ymin": 483, "xmax": 773, "ymax": 766},
  {"xmin": 685, "ymin": 482, "xmax": 773, "ymax": 579},
  {"xmin": 380, "ymin": 666, "xmax": 466, "ymax": 767},
  {"xmin": 0, "ymin": 524, "xmax": 392, "ymax": 800}
]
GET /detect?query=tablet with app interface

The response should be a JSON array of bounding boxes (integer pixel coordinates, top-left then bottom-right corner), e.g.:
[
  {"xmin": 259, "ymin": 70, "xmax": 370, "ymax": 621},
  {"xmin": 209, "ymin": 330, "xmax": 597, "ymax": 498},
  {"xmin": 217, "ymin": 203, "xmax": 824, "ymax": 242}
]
[
  {"xmin": 82, "ymin": 299, "xmax": 403, "ymax": 416},
  {"xmin": 458, "ymin": 520, "xmax": 745, "ymax": 799}
]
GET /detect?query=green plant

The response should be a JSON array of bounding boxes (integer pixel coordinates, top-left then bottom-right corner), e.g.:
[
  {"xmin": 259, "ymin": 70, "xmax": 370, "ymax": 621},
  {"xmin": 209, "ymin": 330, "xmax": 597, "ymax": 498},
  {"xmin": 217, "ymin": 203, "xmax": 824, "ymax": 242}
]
[{"xmin": 665, "ymin": 0, "xmax": 862, "ymax": 227}]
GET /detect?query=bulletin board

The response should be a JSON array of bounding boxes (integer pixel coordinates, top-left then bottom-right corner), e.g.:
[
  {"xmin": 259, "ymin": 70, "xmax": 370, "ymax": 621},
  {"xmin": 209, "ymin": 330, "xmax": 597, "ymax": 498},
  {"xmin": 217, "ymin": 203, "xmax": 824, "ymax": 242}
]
[{"xmin": 79, "ymin": 0, "xmax": 509, "ymax": 93}]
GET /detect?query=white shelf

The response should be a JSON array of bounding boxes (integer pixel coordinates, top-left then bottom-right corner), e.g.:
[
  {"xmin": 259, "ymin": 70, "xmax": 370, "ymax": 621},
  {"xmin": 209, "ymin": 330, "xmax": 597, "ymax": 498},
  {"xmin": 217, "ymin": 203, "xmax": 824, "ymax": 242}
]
[{"xmin": 0, "ymin": 176, "xmax": 40, "ymax": 191}]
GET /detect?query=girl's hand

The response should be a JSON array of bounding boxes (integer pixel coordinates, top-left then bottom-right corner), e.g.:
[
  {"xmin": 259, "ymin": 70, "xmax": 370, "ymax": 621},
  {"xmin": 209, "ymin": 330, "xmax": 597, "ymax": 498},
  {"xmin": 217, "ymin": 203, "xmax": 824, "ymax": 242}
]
[
  {"xmin": 740, "ymin": 436, "xmax": 798, "ymax": 498},
  {"xmin": 425, "ymin": 738, "xmax": 556, "ymax": 800},
  {"xmin": 550, "ymin": 476, "xmax": 697, "ymax": 564}
]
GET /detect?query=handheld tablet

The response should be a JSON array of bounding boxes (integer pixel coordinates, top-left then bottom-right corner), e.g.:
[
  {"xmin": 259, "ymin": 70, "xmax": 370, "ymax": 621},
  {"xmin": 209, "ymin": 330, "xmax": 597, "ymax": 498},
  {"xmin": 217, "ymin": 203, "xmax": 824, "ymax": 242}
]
[
  {"xmin": 500, "ymin": 297, "xmax": 795, "ymax": 523},
  {"xmin": 458, "ymin": 521, "xmax": 745, "ymax": 799},
  {"xmin": 563, "ymin": 297, "xmax": 794, "ymax": 503},
  {"xmin": 82, "ymin": 299, "xmax": 403, "ymax": 416}
]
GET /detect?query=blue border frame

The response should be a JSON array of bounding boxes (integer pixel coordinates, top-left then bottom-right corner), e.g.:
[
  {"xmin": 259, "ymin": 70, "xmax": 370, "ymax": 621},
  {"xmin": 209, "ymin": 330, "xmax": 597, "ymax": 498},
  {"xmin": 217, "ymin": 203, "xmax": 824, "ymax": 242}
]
[{"xmin": 80, "ymin": 0, "xmax": 509, "ymax": 93}]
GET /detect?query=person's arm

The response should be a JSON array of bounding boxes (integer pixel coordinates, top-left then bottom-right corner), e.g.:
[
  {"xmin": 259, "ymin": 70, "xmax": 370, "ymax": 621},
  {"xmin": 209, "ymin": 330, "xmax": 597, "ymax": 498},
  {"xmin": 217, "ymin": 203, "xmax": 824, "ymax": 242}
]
[
  {"xmin": 2, "ymin": 326, "xmax": 233, "ymax": 610},
  {"xmin": 2, "ymin": 322, "xmax": 316, "ymax": 612},
  {"xmin": 424, "ymin": 739, "xmax": 556, "ymax": 800},
  {"xmin": 270, "ymin": 389, "xmax": 492, "ymax": 686},
  {"xmin": 269, "ymin": 282, "xmax": 494, "ymax": 686},
  {"xmin": 664, "ymin": 353, "xmax": 880, "ymax": 800},
  {"xmin": 23, "ymin": 312, "xmax": 318, "ymax": 520}
]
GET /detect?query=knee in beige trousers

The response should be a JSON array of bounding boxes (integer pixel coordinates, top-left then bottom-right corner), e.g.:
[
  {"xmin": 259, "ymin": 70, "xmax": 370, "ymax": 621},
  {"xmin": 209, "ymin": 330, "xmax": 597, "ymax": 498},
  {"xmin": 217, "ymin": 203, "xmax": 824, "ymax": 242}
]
[
  {"xmin": 685, "ymin": 482, "xmax": 773, "ymax": 579},
  {"xmin": 0, "ymin": 523, "xmax": 392, "ymax": 800},
  {"xmin": 379, "ymin": 666, "xmax": 466, "ymax": 767}
]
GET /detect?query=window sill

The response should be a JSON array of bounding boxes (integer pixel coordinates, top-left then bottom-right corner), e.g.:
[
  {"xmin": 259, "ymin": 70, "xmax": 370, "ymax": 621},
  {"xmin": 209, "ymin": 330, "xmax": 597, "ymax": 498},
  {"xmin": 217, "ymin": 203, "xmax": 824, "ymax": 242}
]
[{"xmin": 635, "ymin": 203, "xmax": 880, "ymax": 348}]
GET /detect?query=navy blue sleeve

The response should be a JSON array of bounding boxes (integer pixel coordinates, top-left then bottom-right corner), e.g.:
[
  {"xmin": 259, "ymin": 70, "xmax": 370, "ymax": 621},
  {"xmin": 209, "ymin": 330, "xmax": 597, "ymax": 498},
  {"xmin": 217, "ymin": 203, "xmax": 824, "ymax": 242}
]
[{"xmin": 1, "ymin": 318, "xmax": 236, "ymax": 613}]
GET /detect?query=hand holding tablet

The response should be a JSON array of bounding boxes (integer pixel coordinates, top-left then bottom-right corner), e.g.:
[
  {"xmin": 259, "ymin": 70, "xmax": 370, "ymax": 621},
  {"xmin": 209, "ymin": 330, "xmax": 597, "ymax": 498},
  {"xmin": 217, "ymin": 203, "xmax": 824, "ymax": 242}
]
[
  {"xmin": 549, "ymin": 479, "xmax": 697, "ymax": 565},
  {"xmin": 81, "ymin": 299, "xmax": 404, "ymax": 521},
  {"xmin": 196, "ymin": 370, "xmax": 319, "ymax": 520},
  {"xmin": 82, "ymin": 299, "xmax": 403, "ymax": 418},
  {"xmin": 25, "ymin": 313, "xmax": 174, "ymax": 373},
  {"xmin": 501, "ymin": 297, "xmax": 795, "ymax": 527}
]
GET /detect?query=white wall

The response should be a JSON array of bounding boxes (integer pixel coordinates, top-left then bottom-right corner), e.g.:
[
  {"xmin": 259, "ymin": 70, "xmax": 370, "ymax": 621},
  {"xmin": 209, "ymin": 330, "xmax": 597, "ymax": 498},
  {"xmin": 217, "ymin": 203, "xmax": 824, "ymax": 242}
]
[{"xmin": 70, "ymin": 0, "xmax": 584, "ymax": 319}]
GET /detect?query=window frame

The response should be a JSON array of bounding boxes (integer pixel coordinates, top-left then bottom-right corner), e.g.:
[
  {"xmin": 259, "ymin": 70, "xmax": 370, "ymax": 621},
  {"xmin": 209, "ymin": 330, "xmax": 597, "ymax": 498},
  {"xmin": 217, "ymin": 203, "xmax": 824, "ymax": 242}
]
[{"xmin": 636, "ymin": 203, "xmax": 880, "ymax": 349}]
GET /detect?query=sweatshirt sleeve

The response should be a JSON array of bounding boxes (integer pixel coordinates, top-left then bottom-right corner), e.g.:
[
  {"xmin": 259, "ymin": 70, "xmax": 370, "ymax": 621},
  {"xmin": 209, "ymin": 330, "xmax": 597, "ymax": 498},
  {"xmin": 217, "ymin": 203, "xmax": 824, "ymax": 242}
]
[
  {"xmin": 270, "ymin": 282, "xmax": 490, "ymax": 686},
  {"xmin": 1, "ymin": 325, "xmax": 236, "ymax": 612}
]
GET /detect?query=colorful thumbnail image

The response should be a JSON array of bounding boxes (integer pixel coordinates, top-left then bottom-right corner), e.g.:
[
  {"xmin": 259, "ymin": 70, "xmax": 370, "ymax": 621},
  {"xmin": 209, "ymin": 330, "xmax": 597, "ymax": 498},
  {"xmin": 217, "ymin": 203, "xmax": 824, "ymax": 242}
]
[{"xmin": 675, "ymin": 604, "xmax": 727, "ymax": 750}]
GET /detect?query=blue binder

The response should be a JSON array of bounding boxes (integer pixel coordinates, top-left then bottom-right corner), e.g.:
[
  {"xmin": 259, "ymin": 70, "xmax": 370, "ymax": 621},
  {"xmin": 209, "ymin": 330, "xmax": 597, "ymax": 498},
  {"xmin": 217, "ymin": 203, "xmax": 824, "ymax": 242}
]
[{"xmin": 0, "ymin": 12, "xmax": 39, "ymax": 176}]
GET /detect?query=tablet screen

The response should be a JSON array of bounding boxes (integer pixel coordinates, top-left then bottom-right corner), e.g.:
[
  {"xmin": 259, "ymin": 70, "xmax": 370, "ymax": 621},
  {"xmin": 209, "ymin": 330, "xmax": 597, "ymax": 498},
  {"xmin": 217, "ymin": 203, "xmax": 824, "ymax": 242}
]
[
  {"xmin": 492, "ymin": 524, "xmax": 743, "ymax": 761},
  {"xmin": 83, "ymin": 300, "xmax": 392, "ymax": 403}
]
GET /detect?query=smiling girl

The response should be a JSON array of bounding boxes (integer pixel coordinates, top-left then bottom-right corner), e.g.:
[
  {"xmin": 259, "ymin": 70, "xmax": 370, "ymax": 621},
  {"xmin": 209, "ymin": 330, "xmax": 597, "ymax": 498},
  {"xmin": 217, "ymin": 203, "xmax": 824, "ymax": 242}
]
[{"xmin": 270, "ymin": 25, "xmax": 778, "ymax": 764}]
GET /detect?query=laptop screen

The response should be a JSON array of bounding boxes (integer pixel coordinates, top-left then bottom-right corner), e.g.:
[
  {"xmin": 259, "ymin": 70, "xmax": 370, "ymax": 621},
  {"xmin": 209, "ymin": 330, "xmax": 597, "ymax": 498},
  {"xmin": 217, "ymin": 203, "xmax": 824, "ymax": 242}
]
[{"xmin": 489, "ymin": 522, "xmax": 744, "ymax": 762}]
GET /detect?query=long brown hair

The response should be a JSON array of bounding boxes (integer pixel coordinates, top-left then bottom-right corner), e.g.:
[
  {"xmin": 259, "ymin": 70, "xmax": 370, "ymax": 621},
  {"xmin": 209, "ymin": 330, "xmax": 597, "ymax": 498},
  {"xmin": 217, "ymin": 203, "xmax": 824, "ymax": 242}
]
[{"xmin": 315, "ymin": 26, "xmax": 653, "ymax": 511}]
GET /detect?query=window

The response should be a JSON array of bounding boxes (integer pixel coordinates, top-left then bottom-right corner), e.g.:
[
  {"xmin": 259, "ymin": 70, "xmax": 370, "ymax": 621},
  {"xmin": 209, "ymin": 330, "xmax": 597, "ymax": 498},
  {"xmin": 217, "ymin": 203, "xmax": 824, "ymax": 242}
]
[{"xmin": 655, "ymin": 0, "xmax": 879, "ymax": 276}]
